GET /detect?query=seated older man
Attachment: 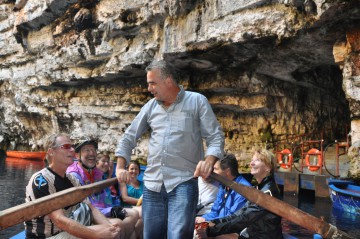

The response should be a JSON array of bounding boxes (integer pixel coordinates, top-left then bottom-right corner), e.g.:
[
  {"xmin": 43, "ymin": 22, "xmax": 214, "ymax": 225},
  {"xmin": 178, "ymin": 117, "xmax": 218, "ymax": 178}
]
[
  {"xmin": 67, "ymin": 137, "xmax": 141, "ymax": 239},
  {"xmin": 25, "ymin": 133, "xmax": 122, "ymax": 239}
]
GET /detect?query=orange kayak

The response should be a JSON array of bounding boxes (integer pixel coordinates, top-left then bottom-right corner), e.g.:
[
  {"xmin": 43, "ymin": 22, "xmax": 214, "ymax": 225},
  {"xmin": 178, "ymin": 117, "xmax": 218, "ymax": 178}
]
[{"xmin": 6, "ymin": 151, "xmax": 47, "ymax": 161}]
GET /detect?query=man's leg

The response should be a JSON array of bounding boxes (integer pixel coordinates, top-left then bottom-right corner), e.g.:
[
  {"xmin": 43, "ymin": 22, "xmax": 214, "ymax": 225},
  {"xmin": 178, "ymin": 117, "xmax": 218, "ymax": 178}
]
[
  {"xmin": 122, "ymin": 208, "xmax": 140, "ymax": 239},
  {"xmin": 168, "ymin": 178, "xmax": 198, "ymax": 239},
  {"xmin": 142, "ymin": 185, "xmax": 167, "ymax": 239},
  {"xmin": 132, "ymin": 206, "xmax": 143, "ymax": 239}
]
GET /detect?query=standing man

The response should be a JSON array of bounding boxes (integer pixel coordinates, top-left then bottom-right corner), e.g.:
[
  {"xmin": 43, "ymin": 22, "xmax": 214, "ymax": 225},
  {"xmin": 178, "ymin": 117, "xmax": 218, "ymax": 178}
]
[
  {"xmin": 25, "ymin": 133, "xmax": 121, "ymax": 239},
  {"xmin": 115, "ymin": 60, "xmax": 225, "ymax": 239},
  {"xmin": 66, "ymin": 137, "xmax": 140, "ymax": 239}
]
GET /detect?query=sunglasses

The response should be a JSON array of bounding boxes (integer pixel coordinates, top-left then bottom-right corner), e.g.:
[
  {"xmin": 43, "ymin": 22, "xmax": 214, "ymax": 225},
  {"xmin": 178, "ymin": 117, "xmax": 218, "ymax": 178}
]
[{"xmin": 52, "ymin": 143, "xmax": 74, "ymax": 150}]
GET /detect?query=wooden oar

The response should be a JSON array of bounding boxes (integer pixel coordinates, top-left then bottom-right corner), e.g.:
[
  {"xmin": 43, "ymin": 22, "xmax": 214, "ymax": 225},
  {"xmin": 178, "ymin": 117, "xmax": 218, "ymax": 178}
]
[
  {"xmin": 209, "ymin": 172, "xmax": 354, "ymax": 239},
  {"xmin": 0, "ymin": 177, "xmax": 118, "ymax": 230}
]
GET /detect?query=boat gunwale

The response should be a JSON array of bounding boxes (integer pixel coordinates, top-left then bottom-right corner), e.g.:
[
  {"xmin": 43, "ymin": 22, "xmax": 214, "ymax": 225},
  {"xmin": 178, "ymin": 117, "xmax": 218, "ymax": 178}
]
[{"xmin": 328, "ymin": 183, "xmax": 360, "ymax": 197}]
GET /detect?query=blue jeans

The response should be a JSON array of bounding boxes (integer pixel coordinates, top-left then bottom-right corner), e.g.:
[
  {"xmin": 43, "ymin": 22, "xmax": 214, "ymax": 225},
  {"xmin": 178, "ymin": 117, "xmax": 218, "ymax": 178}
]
[{"xmin": 142, "ymin": 178, "xmax": 198, "ymax": 239}]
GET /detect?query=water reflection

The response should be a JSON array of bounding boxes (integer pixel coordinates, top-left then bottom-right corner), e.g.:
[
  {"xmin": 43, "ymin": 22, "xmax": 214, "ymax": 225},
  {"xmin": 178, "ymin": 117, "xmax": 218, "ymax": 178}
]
[
  {"xmin": 0, "ymin": 157, "xmax": 45, "ymax": 238},
  {"xmin": 0, "ymin": 156, "xmax": 6, "ymax": 176},
  {"xmin": 330, "ymin": 207, "xmax": 360, "ymax": 236},
  {"xmin": 282, "ymin": 190, "xmax": 360, "ymax": 238}
]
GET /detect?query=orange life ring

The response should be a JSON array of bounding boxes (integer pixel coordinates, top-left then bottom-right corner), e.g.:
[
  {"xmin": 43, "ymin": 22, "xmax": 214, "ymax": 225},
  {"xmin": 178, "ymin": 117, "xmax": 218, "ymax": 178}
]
[
  {"xmin": 277, "ymin": 148, "xmax": 293, "ymax": 169},
  {"xmin": 305, "ymin": 148, "xmax": 322, "ymax": 171}
]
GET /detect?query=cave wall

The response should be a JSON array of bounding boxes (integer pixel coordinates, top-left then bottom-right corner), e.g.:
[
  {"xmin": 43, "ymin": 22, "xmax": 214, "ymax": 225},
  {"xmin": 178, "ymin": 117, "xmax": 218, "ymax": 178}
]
[
  {"xmin": 0, "ymin": 0, "xmax": 358, "ymax": 177},
  {"xmin": 335, "ymin": 28, "xmax": 360, "ymax": 181}
]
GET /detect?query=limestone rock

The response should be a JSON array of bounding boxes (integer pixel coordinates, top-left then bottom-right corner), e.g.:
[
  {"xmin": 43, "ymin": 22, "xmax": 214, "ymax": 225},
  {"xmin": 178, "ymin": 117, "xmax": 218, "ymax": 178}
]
[
  {"xmin": 74, "ymin": 8, "xmax": 92, "ymax": 32},
  {"xmin": 0, "ymin": 0, "xmax": 359, "ymax": 179}
]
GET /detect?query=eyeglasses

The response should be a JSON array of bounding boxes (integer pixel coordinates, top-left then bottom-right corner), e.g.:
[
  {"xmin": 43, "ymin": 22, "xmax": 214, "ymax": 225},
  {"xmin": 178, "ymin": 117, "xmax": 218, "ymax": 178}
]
[{"xmin": 52, "ymin": 143, "xmax": 74, "ymax": 150}]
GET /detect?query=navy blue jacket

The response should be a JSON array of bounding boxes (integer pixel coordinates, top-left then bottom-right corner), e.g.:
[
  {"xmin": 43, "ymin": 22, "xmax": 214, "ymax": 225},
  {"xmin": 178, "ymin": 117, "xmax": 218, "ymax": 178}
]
[
  {"xmin": 208, "ymin": 176, "xmax": 283, "ymax": 239},
  {"xmin": 202, "ymin": 174, "xmax": 251, "ymax": 221}
]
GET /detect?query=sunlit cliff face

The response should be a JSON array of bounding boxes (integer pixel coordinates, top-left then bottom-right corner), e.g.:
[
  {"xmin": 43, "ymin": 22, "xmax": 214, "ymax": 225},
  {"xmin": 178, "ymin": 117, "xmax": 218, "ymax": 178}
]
[{"xmin": 0, "ymin": 0, "xmax": 359, "ymax": 179}]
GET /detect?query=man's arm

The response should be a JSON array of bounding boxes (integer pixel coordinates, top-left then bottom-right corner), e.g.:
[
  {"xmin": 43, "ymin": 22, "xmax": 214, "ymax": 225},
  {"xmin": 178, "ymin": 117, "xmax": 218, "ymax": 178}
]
[
  {"xmin": 198, "ymin": 95, "xmax": 224, "ymax": 159},
  {"xmin": 194, "ymin": 95, "xmax": 224, "ymax": 178},
  {"xmin": 204, "ymin": 155, "xmax": 219, "ymax": 167},
  {"xmin": 116, "ymin": 156, "xmax": 130, "ymax": 184},
  {"xmin": 48, "ymin": 207, "xmax": 120, "ymax": 239},
  {"xmin": 115, "ymin": 104, "xmax": 151, "ymax": 183},
  {"xmin": 87, "ymin": 202, "xmax": 112, "ymax": 225}
]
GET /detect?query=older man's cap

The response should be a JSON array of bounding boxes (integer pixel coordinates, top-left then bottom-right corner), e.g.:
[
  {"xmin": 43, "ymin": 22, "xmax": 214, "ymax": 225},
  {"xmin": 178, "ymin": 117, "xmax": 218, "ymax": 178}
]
[{"xmin": 74, "ymin": 137, "xmax": 98, "ymax": 153}]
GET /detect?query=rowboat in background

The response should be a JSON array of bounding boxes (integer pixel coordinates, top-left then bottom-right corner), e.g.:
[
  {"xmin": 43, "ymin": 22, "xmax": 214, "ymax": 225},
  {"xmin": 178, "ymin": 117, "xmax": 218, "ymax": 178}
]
[
  {"xmin": 328, "ymin": 179, "xmax": 360, "ymax": 214},
  {"xmin": 6, "ymin": 151, "xmax": 46, "ymax": 161}
]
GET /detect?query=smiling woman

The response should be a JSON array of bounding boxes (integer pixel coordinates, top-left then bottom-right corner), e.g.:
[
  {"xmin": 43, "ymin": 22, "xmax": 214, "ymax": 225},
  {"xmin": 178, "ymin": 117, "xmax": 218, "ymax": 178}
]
[
  {"xmin": 250, "ymin": 146, "xmax": 277, "ymax": 183},
  {"xmin": 120, "ymin": 160, "xmax": 144, "ymax": 207},
  {"xmin": 96, "ymin": 153, "xmax": 111, "ymax": 174}
]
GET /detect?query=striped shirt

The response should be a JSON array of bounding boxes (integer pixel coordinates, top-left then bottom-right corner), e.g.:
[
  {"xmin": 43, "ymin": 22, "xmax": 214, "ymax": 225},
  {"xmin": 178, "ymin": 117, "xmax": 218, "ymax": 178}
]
[{"xmin": 25, "ymin": 167, "xmax": 81, "ymax": 238}]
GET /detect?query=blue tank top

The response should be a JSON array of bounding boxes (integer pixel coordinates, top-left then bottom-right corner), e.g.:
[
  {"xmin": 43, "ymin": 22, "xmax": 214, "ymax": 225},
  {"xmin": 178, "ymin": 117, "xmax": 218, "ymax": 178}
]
[{"xmin": 123, "ymin": 181, "xmax": 144, "ymax": 206}]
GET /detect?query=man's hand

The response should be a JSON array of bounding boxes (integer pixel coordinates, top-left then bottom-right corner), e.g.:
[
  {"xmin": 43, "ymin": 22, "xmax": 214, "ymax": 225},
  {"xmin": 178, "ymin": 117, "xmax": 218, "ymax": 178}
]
[
  {"xmin": 96, "ymin": 223, "xmax": 122, "ymax": 239},
  {"xmin": 195, "ymin": 216, "xmax": 205, "ymax": 224},
  {"xmin": 194, "ymin": 155, "xmax": 218, "ymax": 179},
  {"xmin": 115, "ymin": 157, "xmax": 130, "ymax": 184},
  {"xmin": 195, "ymin": 221, "xmax": 209, "ymax": 239},
  {"xmin": 116, "ymin": 168, "xmax": 130, "ymax": 184}
]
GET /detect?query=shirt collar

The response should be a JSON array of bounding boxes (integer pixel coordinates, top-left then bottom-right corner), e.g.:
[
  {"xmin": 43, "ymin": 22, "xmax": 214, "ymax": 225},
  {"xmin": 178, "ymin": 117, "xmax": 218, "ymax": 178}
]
[
  {"xmin": 175, "ymin": 85, "xmax": 185, "ymax": 103},
  {"xmin": 157, "ymin": 85, "xmax": 185, "ymax": 106}
]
